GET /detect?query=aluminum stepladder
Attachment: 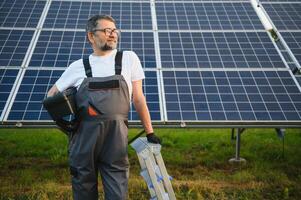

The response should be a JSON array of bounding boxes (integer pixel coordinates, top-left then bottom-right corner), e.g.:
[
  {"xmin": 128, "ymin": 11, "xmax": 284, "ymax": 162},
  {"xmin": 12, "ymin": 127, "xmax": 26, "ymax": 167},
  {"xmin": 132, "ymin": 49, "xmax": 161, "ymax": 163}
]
[{"xmin": 130, "ymin": 137, "xmax": 176, "ymax": 200}]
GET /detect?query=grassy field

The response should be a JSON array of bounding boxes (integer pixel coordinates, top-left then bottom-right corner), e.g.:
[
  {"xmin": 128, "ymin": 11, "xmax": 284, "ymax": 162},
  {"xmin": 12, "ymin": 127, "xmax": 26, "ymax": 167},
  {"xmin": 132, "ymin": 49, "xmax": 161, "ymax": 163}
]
[{"xmin": 0, "ymin": 128, "xmax": 300, "ymax": 200}]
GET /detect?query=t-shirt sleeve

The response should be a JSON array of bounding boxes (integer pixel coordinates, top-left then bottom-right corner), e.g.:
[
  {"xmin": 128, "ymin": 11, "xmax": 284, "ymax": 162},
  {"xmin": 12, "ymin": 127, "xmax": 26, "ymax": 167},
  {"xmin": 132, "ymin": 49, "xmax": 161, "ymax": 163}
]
[
  {"xmin": 129, "ymin": 51, "xmax": 145, "ymax": 81},
  {"xmin": 55, "ymin": 59, "xmax": 84, "ymax": 92}
]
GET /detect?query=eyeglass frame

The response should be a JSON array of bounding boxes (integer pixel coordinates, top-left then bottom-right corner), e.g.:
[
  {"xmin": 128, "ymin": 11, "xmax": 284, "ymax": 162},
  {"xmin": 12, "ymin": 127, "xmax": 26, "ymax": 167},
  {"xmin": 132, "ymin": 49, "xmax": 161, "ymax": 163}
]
[{"xmin": 92, "ymin": 28, "xmax": 120, "ymax": 36}]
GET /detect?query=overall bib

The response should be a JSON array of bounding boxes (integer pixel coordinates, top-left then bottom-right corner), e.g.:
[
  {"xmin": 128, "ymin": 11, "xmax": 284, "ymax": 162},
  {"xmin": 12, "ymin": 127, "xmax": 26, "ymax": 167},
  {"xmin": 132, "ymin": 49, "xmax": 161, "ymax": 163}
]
[{"xmin": 69, "ymin": 51, "xmax": 130, "ymax": 200}]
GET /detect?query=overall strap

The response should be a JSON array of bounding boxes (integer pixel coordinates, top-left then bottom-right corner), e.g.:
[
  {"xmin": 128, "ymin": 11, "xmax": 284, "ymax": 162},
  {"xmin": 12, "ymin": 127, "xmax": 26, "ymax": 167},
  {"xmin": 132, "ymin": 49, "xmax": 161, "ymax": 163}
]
[
  {"xmin": 83, "ymin": 51, "xmax": 123, "ymax": 77},
  {"xmin": 83, "ymin": 58, "xmax": 92, "ymax": 77},
  {"xmin": 115, "ymin": 51, "xmax": 123, "ymax": 75}
]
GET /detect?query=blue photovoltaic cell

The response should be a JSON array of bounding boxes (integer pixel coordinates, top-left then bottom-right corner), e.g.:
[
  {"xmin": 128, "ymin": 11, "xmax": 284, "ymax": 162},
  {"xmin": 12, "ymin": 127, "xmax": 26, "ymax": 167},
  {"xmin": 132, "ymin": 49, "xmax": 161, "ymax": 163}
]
[
  {"xmin": 0, "ymin": 30, "xmax": 34, "ymax": 67},
  {"xmin": 29, "ymin": 31, "xmax": 155, "ymax": 68},
  {"xmin": 163, "ymin": 70, "xmax": 301, "ymax": 121},
  {"xmin": 43, "ymin": 1, "xmax": 152, "ymax": 30},
  {"xmin": 159, "ymin": 32, "xmax": 285, "ymax": 69},
  {"xmin": 0, "ymin": 69, "xmax": 19, "ymax": 118},
  {"xmin": 296, "ymin": 75, "xmax": 301, "ymax": 86},
  {"xmin": 0, "ymin": 0, "xmax": 45, "ymax": 28},
  {"xmin": 7, "ymin": 70, "xmax": 160, "ymax": 121},
  {"xmin": 280, "ymin": 32, "xmax": 301, "ymax": 66},
  {"xmin": 263, "ymin": 3, "xmax": 301, "ymax": 30},
  {"xmin": 156, "ymin": 2, "xmax": 264, "ymax": 30}
]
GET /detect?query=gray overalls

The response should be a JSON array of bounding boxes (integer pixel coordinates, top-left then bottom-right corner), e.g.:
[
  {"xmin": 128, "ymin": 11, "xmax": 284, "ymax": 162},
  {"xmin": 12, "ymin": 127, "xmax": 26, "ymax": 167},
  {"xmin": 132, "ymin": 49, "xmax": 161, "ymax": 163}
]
[{"xmin": 69, "ymin": 51, "xmax": 130, "ymax": 200}]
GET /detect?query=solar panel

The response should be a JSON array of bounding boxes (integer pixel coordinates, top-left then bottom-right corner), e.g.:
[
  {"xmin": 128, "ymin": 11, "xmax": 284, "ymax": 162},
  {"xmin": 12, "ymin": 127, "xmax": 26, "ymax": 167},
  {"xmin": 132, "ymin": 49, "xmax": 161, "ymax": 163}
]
[
  {"xmin": 43, "ymin": 1, "xmax": 152, "ymax": 30},
  {"xmin": 29, "ymin": 31, "xmax": 92, "ymax": 68},
  {"xmin": 0, "ymin": 0, "xmax": 46, "ymax": 28},
  {"xmin": 0, "ymin": 68, "xmax": 19, "ymax": 120},
  {"xmin": 7, "ymin": 69, "xmax": 161, "ymax": 121},
  {"xmin": 280, "ymin": 32, "xmax": 301, "ymax": 66},
  {"xmin": 120, "ymin": 32, "xmax": 156, "ymax": 68},
  {"xmin": 163, "ymin": 69, "xmax": 301, "ymax": 123},
  {"xmin": 159, "ymin": 31, "xmax": 286, "ymax": 69},
  {"xmin": 262, "ymin": 3, "xmax": 301, "ymax": 30},
  {"xmin": 156, "ymin": 2, "xmax": 264, "ymax": 30},
  {"xmin": 0, "ymin": 30, "xmax": 34, "ymax": 67},
  {"xmin": 129, "ymin": 71, "xmax": 161, "ymax": 121},
  {"xmin": 29, "ymin": 31, "xmax": 155, "ymax": 68}
]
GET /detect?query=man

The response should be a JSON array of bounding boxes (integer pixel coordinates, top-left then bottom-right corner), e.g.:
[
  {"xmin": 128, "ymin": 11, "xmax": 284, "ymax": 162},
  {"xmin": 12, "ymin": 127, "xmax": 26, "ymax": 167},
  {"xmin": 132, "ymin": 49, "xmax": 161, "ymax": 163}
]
[{"xmin": 47, "ymin": 15, "xmax": 161, "ymax": 200}]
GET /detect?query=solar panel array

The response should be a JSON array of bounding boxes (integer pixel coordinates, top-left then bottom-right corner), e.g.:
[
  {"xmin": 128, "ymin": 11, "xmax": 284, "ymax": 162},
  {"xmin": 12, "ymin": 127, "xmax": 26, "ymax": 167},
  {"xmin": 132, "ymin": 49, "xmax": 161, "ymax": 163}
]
[{"xmin": 0, "ymin": 0, "xmax": 300, "ymax": 127}]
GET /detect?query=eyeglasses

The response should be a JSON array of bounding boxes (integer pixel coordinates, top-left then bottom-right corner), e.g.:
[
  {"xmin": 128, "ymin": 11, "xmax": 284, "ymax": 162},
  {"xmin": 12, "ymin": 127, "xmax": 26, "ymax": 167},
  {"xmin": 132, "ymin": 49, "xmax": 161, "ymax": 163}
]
[{"xmin": 93, "ymin": 28, "xmax": 120, "ymax": 36}]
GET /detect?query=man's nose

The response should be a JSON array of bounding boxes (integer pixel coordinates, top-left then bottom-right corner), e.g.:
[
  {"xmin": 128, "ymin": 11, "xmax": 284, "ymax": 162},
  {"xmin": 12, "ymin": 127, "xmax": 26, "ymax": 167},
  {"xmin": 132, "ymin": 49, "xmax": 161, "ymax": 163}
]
[{"xmin": 108, "ymin": 33, "xmax": 117, "ymax": 39}]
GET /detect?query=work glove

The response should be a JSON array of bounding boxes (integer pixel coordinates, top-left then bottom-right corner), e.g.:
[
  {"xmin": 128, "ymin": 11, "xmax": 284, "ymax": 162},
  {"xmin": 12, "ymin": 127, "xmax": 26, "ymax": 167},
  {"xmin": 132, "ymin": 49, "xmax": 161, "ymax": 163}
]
[{"xmin": 146, "ymin": 133, "xmax": 161, "ymax": 144}]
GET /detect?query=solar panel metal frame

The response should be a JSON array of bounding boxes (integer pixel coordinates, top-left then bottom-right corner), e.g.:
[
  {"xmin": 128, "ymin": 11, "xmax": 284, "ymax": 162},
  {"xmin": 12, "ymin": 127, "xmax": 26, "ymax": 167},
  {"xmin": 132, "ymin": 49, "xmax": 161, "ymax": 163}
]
[
  {"xmin": 260, "ymin": 1, "xmax": 301, "ymax": 73},
  {"xmin": 261, "ymin": 2, "xmax": 301, "ymax": 31},
  {"xmin": 155, "ymin": 1, "xmax": 264, "ymax": 31},
  {"xmin": 279, "ymin": 31, "xmax": 301, "ymax": 68},
  {"xmin": 0, "ymin": 67, "xmax": 22, "ymax": 122}
]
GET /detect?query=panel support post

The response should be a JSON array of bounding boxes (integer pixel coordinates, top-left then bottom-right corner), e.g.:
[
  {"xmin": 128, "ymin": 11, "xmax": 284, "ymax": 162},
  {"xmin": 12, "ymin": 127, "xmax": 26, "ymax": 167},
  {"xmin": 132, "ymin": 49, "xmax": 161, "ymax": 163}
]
[{"xmin": 229, "ymin": 128, "xmax": 246, "ymax": 163}]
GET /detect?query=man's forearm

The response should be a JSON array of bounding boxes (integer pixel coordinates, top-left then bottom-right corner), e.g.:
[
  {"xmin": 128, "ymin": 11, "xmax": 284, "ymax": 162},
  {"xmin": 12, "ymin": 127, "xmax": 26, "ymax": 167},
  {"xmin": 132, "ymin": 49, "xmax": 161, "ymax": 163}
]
[
  {"xmin": 133, "ymin": 95, "xmax": 153, "ymax": 134},
  {"xmin": 47, "ymin": 84, "xmax": 59, "ymax": 97}
]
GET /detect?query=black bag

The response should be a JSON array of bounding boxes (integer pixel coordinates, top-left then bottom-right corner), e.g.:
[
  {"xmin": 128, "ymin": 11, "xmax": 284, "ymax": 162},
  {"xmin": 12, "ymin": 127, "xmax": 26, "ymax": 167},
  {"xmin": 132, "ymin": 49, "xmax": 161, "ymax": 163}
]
[
  {"xmin": 43, "ymin": 87, "xmax": 79, "ymax": 134},
  {"xmin": 43, "ymin": 87, "xmax": 77, "ymax": 119}
]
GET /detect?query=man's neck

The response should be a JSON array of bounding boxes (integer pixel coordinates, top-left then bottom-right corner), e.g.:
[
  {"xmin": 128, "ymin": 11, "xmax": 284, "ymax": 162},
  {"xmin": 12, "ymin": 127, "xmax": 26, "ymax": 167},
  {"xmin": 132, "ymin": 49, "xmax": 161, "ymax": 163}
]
[{"xmin": 93, "ymin": 49, "xmax": 114, "ymax": 57}]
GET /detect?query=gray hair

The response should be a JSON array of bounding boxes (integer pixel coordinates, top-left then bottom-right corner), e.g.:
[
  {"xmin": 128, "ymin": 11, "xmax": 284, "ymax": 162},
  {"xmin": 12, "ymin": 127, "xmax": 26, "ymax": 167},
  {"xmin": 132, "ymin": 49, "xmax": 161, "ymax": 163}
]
[{"xmin": 86, "ymin": 15, "xmax": 116, "ymax": 33}]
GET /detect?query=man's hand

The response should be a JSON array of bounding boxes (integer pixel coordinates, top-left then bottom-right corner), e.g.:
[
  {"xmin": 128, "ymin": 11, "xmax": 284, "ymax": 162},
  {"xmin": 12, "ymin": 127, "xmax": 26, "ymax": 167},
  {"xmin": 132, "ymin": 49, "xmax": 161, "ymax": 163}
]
[{"xmin": 146, "ymin": 133, "xmax": 161, "ymax": 144}]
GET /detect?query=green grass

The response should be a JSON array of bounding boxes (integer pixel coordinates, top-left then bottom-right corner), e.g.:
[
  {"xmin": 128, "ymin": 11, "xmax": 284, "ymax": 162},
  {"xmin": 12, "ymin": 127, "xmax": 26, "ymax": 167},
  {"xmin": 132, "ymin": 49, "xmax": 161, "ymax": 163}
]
[{"xmin": 0, "ymin": 128, "xmax": 300, "ymax": 199}]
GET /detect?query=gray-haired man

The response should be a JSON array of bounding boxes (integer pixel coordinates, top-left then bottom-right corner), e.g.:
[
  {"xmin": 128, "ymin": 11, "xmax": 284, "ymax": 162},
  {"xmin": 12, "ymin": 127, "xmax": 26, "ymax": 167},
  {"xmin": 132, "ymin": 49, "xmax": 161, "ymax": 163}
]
[{"xmin": 47, "ymin": 15, "xmax": 160, "ymax": 199}]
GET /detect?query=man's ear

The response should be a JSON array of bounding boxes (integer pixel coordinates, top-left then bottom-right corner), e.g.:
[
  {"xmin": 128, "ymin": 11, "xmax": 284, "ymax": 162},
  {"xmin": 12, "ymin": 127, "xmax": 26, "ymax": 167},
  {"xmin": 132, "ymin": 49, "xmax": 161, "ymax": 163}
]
[{"xmin": 87, "ymin": 32, "xmax": 94, "ymax": 44}]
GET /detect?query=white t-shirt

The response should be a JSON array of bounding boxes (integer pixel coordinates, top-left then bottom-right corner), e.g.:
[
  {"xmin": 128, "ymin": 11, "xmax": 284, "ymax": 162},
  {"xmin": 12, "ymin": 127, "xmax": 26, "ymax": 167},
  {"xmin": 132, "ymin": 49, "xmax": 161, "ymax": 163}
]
[{"xmin": 55, "ymin": 49, "xmax": 145, "ymax": 97}]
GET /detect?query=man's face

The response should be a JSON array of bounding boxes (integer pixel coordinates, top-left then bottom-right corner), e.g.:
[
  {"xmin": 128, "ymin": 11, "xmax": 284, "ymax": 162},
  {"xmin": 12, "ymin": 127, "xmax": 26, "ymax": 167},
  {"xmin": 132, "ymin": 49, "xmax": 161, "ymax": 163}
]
[{"xmin": 92, "ymin": 19, "xmax": 119, "ymax": 51}]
